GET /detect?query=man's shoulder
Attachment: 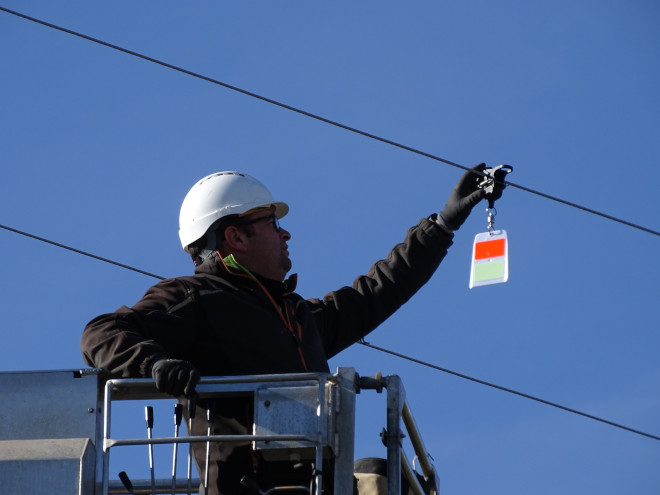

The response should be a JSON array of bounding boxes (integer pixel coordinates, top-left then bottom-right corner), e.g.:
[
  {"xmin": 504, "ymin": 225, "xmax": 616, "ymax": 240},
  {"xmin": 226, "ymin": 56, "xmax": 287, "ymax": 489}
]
[
  {"xmin": 162, "ymin": 271, "xmax": 240, "ymax": 293},
  {"xmin": 140, "ymin": 272, "xmax": 239, "ymax": 314}
]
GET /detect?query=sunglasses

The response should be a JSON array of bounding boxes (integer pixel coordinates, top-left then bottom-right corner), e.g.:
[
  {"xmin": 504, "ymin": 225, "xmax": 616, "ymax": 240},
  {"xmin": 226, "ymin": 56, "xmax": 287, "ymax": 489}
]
[{"xmin": 234, "ymin": 214, "xmax": 281, "ymax": 232}]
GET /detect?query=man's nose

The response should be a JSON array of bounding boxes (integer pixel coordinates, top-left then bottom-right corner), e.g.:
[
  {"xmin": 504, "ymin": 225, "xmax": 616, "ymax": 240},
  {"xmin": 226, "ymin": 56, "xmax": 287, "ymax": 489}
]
[{"xmin": 280, "ymin": 228, "xmax": 291, "ymax": 241}]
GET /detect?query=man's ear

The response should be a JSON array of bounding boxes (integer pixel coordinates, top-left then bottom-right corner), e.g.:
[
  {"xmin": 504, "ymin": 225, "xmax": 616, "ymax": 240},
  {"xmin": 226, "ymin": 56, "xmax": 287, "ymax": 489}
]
[{"xmin": 222, "ymin": 225, "xmax": 249, "ymax": 253}]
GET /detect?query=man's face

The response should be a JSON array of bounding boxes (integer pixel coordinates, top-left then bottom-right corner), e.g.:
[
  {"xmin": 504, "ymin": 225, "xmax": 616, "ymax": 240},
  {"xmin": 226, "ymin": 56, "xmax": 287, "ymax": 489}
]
[{"xmin": 236, "ymin": 209, "xmax": 292, "ymax": 281}]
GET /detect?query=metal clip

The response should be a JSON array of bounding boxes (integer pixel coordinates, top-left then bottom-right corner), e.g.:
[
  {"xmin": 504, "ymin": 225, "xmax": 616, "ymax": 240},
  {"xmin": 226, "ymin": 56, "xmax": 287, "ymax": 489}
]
[
  {"xmin": 477, "ymin": 164, "xmax": 513, "ymax": 209},
  {"xmin": 487, "ymin": 207, "xmax": 497, "ymax": 234}
]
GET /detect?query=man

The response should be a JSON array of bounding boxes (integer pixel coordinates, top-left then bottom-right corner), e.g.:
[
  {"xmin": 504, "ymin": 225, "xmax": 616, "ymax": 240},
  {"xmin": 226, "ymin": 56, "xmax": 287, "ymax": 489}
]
[{"xmin": 81, "ymin": 166, "xmax": 505, "ymax": 494}]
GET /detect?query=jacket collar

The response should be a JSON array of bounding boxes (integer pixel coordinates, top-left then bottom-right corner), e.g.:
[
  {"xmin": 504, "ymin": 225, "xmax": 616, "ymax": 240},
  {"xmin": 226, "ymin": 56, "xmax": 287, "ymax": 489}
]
[{"xmin": 195, "ymin": 251, "xmax": 298, "ymax": 293}]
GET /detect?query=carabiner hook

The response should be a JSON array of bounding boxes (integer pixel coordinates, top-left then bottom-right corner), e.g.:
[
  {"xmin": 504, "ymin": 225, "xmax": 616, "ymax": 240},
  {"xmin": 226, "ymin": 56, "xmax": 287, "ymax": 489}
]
[{"xmin": 477, "ymin": 164, "xmax": 513, "ymax": 209}]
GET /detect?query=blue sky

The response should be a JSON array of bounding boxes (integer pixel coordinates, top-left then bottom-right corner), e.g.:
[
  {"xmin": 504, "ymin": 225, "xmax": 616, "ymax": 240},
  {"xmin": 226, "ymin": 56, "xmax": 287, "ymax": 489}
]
[{"xmin": 1, "ymin": 2, "xmax": 659, "ymax": 494}]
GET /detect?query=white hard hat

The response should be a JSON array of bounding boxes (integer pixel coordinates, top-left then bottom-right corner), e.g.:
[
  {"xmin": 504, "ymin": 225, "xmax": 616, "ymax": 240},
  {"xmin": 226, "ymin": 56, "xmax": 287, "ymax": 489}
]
[{"xmin": 178, "ymin": 171, "xmax": 289, "ymax": 250}]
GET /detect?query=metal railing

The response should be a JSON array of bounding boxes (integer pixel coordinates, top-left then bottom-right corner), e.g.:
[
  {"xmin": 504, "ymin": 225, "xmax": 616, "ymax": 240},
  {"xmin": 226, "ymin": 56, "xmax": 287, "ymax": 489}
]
[
  {"xmin": 98, "ymin": 368, "xmax": 438, "ymax": 495},
  {"xmin": 358, "ymin": 372, "xmax": 438, "ymax": 495}
]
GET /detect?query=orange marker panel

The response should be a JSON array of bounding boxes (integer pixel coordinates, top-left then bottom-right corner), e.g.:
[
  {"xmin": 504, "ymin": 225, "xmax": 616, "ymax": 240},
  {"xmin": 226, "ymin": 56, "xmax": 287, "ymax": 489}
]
[{"xmin": 474, "ymin": 238, "xmax": 506, "ymax": 260}]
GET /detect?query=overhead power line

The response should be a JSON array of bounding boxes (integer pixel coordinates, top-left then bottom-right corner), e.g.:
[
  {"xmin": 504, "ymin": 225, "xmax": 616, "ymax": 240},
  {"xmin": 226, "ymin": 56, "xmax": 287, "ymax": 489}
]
[
  {"xmin": 1, "ymin": 5, "xmax": 659, "ymax": 442},
  {"xmin": 359, "ymin": 340, "xmax": 660, "ymax": 443},
  {"xmin": 1, "ymin": 6, "xmax": 659, "ymax": 442},
  {"xmin": 1, "ymin": 6, "xmax": 659, "ymax": 238},
  {"xmin": 0, "ymin": 223, "xmax": 165, "ymax": 280},
  {"xmin": 1, "ymin": 223, "xmax": 657, "ymax": 444}
]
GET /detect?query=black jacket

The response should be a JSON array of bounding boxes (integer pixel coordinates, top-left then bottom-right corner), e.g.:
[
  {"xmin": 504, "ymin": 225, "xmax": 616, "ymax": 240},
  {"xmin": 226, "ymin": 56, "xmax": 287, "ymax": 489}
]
[
  {"xmin": 81, "ymin": 217, "xmax": 453, "ymax": 378},
  {"xmin": 80, "ymin": 216, "xmax": 453, "ymax": 493}
]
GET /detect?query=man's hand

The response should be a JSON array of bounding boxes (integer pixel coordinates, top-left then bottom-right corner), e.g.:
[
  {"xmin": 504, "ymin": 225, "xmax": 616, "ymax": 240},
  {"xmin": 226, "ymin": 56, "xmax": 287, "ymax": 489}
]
[
  {"xmin": 438, "ymin": 163, "xmax": 488, "ymax": 231},
  {"xmin": 151, "ymin": 359, "xmax": 200, "ymax": 396}
]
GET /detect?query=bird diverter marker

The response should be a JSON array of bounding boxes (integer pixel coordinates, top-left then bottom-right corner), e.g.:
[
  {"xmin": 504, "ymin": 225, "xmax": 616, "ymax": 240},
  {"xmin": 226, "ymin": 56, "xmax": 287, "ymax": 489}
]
[
  {"xmin": 469, "ymin": 164, "xmax": 512, "ymax": 288},
  {"xmin": 470, "ymin": 230, "xmax": 509, "ymax": 288}
]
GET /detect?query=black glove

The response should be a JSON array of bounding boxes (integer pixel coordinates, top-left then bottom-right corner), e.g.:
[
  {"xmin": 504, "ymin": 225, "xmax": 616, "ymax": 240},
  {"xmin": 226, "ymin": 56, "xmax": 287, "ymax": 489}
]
[
  {"xmin": 151, "ymin": 359, "xmax": 200, "ymax": 396},
  {"xmin": 438, "ymin": 163, "xmax": 487, "ymax": 231}
]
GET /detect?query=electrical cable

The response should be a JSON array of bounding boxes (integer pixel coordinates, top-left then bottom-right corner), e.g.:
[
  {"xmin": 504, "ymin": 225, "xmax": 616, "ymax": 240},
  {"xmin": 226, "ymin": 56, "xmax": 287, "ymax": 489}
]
[
  {"xmin": 1, "ymin": 6, "xmax": 659, "ymax": 444},
  {"xmin": 1, "ymin": 223, "xmax": 657, "ymax": 444},
  {"xmin": 359, "ymin": 340, "xmax": 660, "ymax": 442},
  {"xmin": 0, "ymin": 223, "xmax": 165, "ymax": 281},
  {"xmin": 1, "ymin": 6, "xmax": 659, "ymax": 238}
]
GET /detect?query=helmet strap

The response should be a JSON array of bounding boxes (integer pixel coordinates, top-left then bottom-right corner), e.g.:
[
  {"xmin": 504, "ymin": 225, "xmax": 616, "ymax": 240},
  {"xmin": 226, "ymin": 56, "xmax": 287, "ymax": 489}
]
[{"xmin": 195, "ymin": 226, "xmax": 219, "ymax": 266}]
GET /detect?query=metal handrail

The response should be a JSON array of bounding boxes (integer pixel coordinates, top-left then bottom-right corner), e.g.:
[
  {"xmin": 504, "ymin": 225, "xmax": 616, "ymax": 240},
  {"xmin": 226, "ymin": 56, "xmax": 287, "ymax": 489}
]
[
  {"xmin": 101, "ymin": 372, "xmax": 335, "ymax": 495},
  {"xmin": 359, "ymin": 373, "xmax": 439, "ymax": 495},
  {"xmin": 100, "ymin": 369, "xmax": 438, "ymax": 495},
  {"xmin": 402, "ymin": 401, "xmax": 437, "ymax": 484}
]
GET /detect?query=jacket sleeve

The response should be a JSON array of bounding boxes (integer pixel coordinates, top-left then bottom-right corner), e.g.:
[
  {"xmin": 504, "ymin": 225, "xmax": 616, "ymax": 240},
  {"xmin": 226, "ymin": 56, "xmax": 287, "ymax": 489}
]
[
  {"xmin": 80, "ymin": 277, "xmax": 202, "ymax": 378},
  {"xmin": 307, "ymin": 217, "xmax": 454, "ymax": 358}
]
